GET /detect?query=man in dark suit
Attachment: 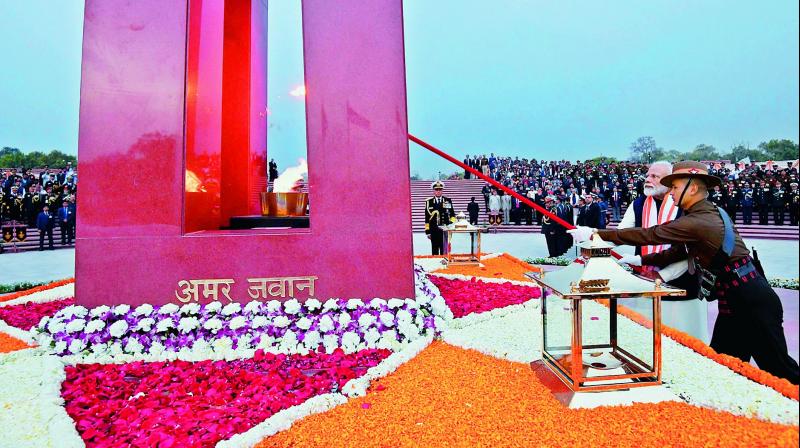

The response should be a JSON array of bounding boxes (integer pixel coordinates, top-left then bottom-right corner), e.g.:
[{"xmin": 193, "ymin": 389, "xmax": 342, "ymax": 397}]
[
  {"xmin": 424, "ymin": 181, "xmax": 456, "ymax": 255},
  {"xmin": 609, "ymin": 186, "xmax": 623, "ymax": 222},
  {"xmin": 37, "ymin": 205, "xmax": 54, "ymax": 251},
  {"xmin": 463, "ymin": 155, "xmax": 471, "ymax": 179},
  {"xmin": 582, "ymin": 194, "xmax": 601, "ymax": 228},
  {"xmin": 466, "ymin": 197, "xmax": 480, "ymax": 225},
  {"xmin": 556, "ymin": 195, "xmax": 573, "ymax": 256},
  {"xmin": 57, "ymin": 200, "xmax": 74, "ymax": 245}
]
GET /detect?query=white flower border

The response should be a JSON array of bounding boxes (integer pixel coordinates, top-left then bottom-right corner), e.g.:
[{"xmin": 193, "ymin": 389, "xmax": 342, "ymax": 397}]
[
  {"xmin": 215, "ymin": 335, "xmax": 433, "ymax": 448},
  {"xmin": 0, "ymin": 284, "xmax": 74, "ymax": 307},
  {"xmin": 0, "ymin": 320, "xmax": 36, "ymax": 345},
  {"xmin": 444, "ymin": 299, "xmax": 539, "ymax": 330},
  {"xmin": 0, "ymin": 348, "xmax": 83, "ymax": 448}
]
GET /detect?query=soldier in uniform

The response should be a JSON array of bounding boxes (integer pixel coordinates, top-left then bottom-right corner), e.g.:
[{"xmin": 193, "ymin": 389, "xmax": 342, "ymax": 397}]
[
  {"xmin": 24, "ymin": 184, "xmax": 41, "ymax": 227},
  {"xmin": 424, "ymin": 181, "xmax": 455, "ymax": 255},
  {"xmin": 771, "ymin": 181, "xmax": 786, "ymax": 226},
  {"xmin": 709, "ymin": 185, "xmax": 724, "ymax": 208},
  {"xmin": 755, "ymin": 180, "xmax": 771, "ymax": 225},
  {"xmin": 740, "ymin": 183, "xmax": 754, "ymax": 225},
  {"xmin": 569, "ymin": 161, "xmax": 799, "ymax": 384},
  {"xmin": 789, "ymin": 182, "xmax": 799, "ymax": 227},
  {"xmin": 8, "ymin": 186, "xmax": 24, "ymax": 222},
  {"xmin": 724, "ymin": 184, "xmax": 739, "ymax": 223},
  {"xmin": 541, "ymin": 196, "xmax": 560, "ymax": 257}
]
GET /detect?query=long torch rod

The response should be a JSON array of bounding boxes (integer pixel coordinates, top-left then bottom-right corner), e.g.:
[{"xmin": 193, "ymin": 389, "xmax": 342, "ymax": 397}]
[{"xmin": 408, "ymin": 133, "xmax": 627, "ymax": 261}]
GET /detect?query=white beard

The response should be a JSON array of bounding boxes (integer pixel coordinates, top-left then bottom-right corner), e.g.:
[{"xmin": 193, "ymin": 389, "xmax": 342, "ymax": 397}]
[{"xmin": 643, "ymin": 184, "xmax": 669, "ymax": 197}]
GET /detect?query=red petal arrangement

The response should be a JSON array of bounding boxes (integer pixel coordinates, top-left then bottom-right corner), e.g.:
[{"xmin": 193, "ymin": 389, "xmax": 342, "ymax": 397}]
[
  {"xmin": 62, "ymin": 348, "xmax": 390, "ymax": 447},
  {"xmin": 0, "ymin": 297, "xmax": 76, "ymax": 330},
  {"xmin": 428, "ymin": 276, "xmax": 540, "ymax": 318}
]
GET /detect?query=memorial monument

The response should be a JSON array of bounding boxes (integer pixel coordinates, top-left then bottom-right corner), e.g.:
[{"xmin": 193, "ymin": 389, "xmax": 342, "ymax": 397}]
[{"xmin": 76, "ymin": 0, "xmax": 413, "ymax": 306}]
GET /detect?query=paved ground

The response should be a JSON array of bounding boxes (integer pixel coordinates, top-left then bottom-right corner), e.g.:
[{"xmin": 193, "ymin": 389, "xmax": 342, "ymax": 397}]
[
  {"xmin": 1, "ymin": 236, "xmax": 797, "ymax": 362},
  {"xmin": 0, "ymin": 248, "xmax": 75, "ymax": 284}
]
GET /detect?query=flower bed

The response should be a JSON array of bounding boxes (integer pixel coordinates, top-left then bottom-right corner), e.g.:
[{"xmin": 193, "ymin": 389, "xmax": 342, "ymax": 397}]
[
  {"xmin": 259, "ymin": 341, "xmax": 799, "ymax": 448},
  {"xmin": 599, "ymin": 298, "xmax": 800, "ymax": 401},
  {"xmin": 0, "ymin": 278, "xmax": 74, "ymax": 303},
  {"xmin": 524, "ymin": 256, "xmax": 572, "ymax": 266},
  {"xmin": 0, "ymin": 332, "xmax": 31, "ymax": 354},
  {"xmin": 432, "ymin": 253, "xmax": 542, "ymax": 282},
  {"xmin": 62, "ymin": 349, "xmax": 390, "ymax": 447},
  {"xmin": 33, "ymin": 267, "xmax": 449, "ymax": 363},
  {"xmin": 1, "ymin": 257, "xmax": 798, "ymax": 447},
  {"xmin": 427, "ymin": 275, "xmax": 540, "ymax": 318},
  {"xmin": 769, "ymin": 278, "xmax": 799, "ymax": 290},
  {"xmin": 0, "ymin": 297, "xmax": 75, "ymax": 330},
  {"xmin": 0, "ymin": 280, "xmax": 52, "ymax": 294},
  {"xmin": 36, "ymin": 297, "xmax": 438, "ymax": 362}
]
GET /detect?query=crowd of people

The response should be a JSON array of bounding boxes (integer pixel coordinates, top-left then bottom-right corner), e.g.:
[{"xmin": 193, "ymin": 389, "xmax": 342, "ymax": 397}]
[
  {"xmin": 1, "ymin": 165, "xmax": 77, "ymax": 250},
  {"xmin": 462, "ymin": 154, "xmax": 800, "ymax": 228}
]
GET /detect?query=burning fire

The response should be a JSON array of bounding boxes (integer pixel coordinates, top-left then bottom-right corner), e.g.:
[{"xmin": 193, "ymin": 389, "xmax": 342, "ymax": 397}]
[
  {"xmin": 272, "ymin": 158, "xmax": 308, "ymax": 193},
  {"xmin": 185, "ymin": 170, "xmax": 206, "ymax": 193}
]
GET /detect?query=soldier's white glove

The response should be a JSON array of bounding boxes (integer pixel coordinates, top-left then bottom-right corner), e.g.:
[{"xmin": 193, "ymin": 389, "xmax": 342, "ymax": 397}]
[
  {"xmin": 567, "ymin": 226, "xmax": 595, "ymax": 243},
  {"xmin": 618, "ymin": 254, "xmax": 642, "ymax": 266}
]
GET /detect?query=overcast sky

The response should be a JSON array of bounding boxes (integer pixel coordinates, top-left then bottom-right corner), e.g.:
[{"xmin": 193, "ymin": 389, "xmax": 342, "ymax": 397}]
[{"xmin": 1, "ymin": 0, "xmax": 797, "ymax": 177}]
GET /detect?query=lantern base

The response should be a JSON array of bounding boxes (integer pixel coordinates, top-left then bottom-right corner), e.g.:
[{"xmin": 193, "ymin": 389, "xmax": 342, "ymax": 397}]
[{"xmin": 530, "ymin": 360, "xmax": 677, "ymax": 409}]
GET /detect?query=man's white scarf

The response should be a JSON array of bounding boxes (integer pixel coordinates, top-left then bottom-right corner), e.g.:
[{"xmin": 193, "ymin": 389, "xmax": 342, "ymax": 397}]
[{"xmin": 641, "ymin": 194, "xmax": 679, "ymax": 257}]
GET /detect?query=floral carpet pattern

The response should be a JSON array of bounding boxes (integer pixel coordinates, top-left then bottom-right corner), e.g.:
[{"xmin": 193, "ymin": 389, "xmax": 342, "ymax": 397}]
[{"xmin": 0, "ymin": 255, "xmax": 797, "ymax": 447}]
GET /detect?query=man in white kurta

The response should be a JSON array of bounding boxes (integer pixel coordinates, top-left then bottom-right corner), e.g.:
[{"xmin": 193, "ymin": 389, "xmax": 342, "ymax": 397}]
[{"xmin": 616, "ymin": 161, "xmax": 709, "ymax": 342}]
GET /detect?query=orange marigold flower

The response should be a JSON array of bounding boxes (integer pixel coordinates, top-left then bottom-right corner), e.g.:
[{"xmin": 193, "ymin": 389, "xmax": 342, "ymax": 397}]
[
  {"xmin": 433, "ymin": 253, "xmax": 542, "ymax": 282},
  {"xmin": 0, "ymin": 332, "xmax": 32, "ymax": 354},
  {"xmin": 0, "ymin": 278, "xmax": 74, "ymax": 304},
  {"xmin": 258, "ymin": 342, "xmax": 798, "ymax": 448}
]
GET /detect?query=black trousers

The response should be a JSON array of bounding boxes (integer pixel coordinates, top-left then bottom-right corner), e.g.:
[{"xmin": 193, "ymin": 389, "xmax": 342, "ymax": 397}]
[
  {"xmin": 557, "ymin": 232, "xmax": 572, "ymax": 257},
  {"xmin": 724, "ymin": 207, "xmax": 737, "ymax": 223},
  {"xmin": 773, "ymin": 206, "xmax": 785, "ymax": 225},
  {"xmin": 60, "ymin": 224, "xmax": 74, "ymax": 245},
  {"xmin": 742, "ymin": 206, "xmax": 752, "ymax": 225},
  {"xmin": 523, "ymin": 206, "xmax": 532, "ymax": 225},
  {"xmin": 758, "ymin": 206, "xmax": 769, "ymax": 225},
  {"xmin": 544, "ymin": 232, "xmax": 559, "ymax": 257},
  {"xmin": 710, "ymin": 275, "xmax": 799, "ymax": 384},
  {"xmin": 39, "ymin": 227, "xmax": 54, "ymax": 250},
  {"xmin": 430, "ymin": 230, "xmax": 445, "ymax": 255},
  {"xmin": 790, "ymin": 208, "xmax": 798, "ymax": 226}
]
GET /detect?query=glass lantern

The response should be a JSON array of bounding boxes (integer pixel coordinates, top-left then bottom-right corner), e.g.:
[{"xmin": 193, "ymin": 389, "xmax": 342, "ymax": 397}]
[
  {"xmin": 440, "ymin": 212, "xmax": 483, "ymax": 266},
  {"xmin": 526, "ymin": 234, "xmax": 685, "ymax": 393}
]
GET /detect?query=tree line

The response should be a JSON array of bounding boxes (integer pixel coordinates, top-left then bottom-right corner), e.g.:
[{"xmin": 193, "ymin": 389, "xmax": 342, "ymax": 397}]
[
  {"xmin": 1, "ymin": 147, "xmax": 77, "ymax": 169},
  {"xmin": 628, "ymin": 137, "xmax": 799, "ymax": 164}
]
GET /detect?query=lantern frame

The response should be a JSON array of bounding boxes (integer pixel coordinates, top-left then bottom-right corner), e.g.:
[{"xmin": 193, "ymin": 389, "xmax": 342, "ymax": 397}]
[
  {"xmin": 439, "ymin": 216, "xmax": 483, "ymax": 266},
  {"xmin": 526, "ymin": 234, "xmax": 685, "ymax": 393}
]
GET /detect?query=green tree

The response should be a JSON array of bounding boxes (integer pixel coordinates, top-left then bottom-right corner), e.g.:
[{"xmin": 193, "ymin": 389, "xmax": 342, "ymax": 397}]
[
  {"xmin": 683, "ymin": 144, "xmax": 721, "ymax": 161},
  {"xmin": 629, "ymin": 136, "xmax": 657, "ymax": 162},
  {"xmin": 758, "ymin": 139, "xmax": 799, "ymax": 160},
  {"xmin": 587, "ymin": 156, "xmax": 618, "ymax": 164},
  {"xmin": 0, "ymin": 147, "xmax": 76, "ymax": 168},
  {"xmin": 724, "ymin": 144, "xmax": 767, "ymax": 162}
]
